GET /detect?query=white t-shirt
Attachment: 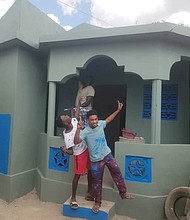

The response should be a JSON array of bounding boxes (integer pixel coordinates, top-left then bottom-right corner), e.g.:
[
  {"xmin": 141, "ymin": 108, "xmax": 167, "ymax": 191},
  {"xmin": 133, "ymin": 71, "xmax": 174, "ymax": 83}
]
[
  {"xmin": 75, "ymin": 85, "xmax": 95, "ymax": 107},
  {"xmin": 63, "ymin": 118, "xmax": 87, "ymax": 155}
]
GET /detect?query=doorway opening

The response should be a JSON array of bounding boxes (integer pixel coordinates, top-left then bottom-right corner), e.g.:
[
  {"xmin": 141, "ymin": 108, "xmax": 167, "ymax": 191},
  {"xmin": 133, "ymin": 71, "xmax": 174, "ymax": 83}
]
[{"xmin": 93, "ymin": 84, "xmax": 127, "ymax": 155}]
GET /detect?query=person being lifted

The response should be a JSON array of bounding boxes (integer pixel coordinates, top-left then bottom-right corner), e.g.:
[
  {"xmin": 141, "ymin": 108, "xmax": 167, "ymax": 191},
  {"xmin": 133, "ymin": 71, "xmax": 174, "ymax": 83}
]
[{"xmin": 75, "ymin": 75, "xmax": 95, "ymax": 128}]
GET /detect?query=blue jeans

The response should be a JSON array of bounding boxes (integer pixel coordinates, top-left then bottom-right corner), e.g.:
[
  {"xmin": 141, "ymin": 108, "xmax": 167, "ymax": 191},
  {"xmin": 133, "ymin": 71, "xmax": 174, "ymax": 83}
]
[{"xmin": 91, "ymin": 153, "xmax": 127, "ymax": 205}]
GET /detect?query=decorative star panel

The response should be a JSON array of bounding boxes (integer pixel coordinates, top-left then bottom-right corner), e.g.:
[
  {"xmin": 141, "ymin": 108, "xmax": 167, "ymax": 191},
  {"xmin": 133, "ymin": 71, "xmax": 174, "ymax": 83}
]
[
  {"xmin": 125, "ymin": 156, "xmax": 152, "ymax": 183},
  {"xmin": 48, "ymin": 147, "xmax": 70, "ymax": 172}
]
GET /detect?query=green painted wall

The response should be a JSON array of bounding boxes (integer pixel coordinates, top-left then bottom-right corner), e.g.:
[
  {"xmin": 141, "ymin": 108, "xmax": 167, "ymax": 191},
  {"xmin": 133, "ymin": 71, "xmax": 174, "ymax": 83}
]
[
  {"xmin": 0, "ymin": 46, "xmax": 47, "ymax": 201},
  {"xmin": 126, "ymin": 61, "xmax": 189, "ymax": 144},
  {"xmin": 115, "ymin": 142, "xmax": 190, "ymax": 219},
  {"xmin": 0, "ymin": 48, "xmax": 17, "ymax": 116},
  {"xmin": 0, "ymin": 48, "xmax": 17, "ymax": 201},
  {"xmin": 161, "ymin": 61, "xmax": 190, "ymax": 144},
  {"xmin": 48, "ymin": 39, "xmax": 183, "ymax": 82},
  {"xmin": 0, "ymin": 0, "xmax": 65, "ymax": 49},
  {"xmin": 0, "ymin": 174, "xmax": 10, "ymax": 201},
  {"xmin": 10, "ymin": 48, "xmax": 47, "ymax": 175},
  {"xmin": 124, "ymin": 74, "xmax": 150, "ymax": 141},
  {"xmin": 36, "ymin": 134, "xmax": 80, "ymax": 203}
]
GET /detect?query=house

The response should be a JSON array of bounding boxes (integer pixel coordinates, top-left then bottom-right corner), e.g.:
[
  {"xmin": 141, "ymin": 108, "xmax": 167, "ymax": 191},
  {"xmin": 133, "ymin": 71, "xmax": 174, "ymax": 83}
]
[{"xmin": 0, "ymin": 0, "xmax": 190, "ymax": 219}]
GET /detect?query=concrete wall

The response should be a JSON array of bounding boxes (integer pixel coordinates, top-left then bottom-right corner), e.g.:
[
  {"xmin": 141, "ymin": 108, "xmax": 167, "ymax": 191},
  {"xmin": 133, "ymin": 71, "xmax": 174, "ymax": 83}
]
[
  {"xmin": 48, "ymin": 39, "xmax": 185, "ymax": 82},
  {"xmin": 125, "ymin": 60, "xmax": 189, "ymax": 144},
  {"xmin": 0, "ymin": 48, "xmax": 17, "ymax": 115},
  {"xmin": 125, "ymin": 74, "xmax": 151, "ymax": 142},
  {"xmin": 115, "ymin": 142, "xmax": 190, "ymax": 220},
  {"xmin": 0, "ymin": 46, "xmax": 47, "ymax": 202},
  {"xmin": 36, "ymin": 134, "xmax": 80, "ymax": 203},
  {"xmin": 36, "ymin": 134, "xmax": 190, "ymax": 219},
  {"xmin": 0, "ymin": 48, "xmax": 18, "ymax": 201},
  {"xmin": 161, "ymin": 61, "xmax": 190, "ymax": 144}
]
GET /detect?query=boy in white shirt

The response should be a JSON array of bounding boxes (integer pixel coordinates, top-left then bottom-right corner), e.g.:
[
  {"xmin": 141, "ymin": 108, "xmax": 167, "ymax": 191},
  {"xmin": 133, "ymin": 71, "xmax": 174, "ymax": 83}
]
[{"xmin": 56, "ymin": 102, "xmax": 93, "ymax": 209}]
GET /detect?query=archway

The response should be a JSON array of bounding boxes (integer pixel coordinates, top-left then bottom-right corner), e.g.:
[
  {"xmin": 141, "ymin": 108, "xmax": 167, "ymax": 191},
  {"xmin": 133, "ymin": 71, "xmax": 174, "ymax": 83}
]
[
  {"xmin": 79, "ymin": 55, "xmax": 126, "ymax": 155},
  {"xmin": 161, "ymin": 60, "xmax": 190, "ymax": 144},
  {"xmin": 56, "ymin": 55, "xmax": 127, "ymax": 154}
]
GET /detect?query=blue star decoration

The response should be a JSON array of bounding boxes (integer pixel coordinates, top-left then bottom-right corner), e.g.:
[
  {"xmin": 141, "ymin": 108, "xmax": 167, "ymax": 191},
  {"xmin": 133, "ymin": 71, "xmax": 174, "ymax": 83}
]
[
  {"xmin": 54, "ymin": 151, "xmax": 68, "ymax": 167},
  {"xmin": 125, "ymin": 156, "xmax": 152, "ymax": 183},
  {"xmin": 128, "ymin": 160, "xmax": 145, "ymax": 177},
  {"xmin": 48, "ymin": 147, "xmax": 70, "ymax": 172}
]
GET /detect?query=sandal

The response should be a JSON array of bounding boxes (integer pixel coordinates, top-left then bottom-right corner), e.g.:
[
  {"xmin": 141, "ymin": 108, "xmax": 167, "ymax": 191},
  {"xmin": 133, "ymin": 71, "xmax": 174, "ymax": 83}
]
[
  {"xmin": 122, "ymin": 193, "xmax": 135, "ymax": 199},
  {"xmin": 92, "ymin": 204, "xmax": 100, "ymax": 214},
  {"xmin": 85, "ymin": 193, "xmax": 94, "ymax": 201},
  {"xmin": 70, "ymin": 201, "xmax": 78, "ymax": 209}
]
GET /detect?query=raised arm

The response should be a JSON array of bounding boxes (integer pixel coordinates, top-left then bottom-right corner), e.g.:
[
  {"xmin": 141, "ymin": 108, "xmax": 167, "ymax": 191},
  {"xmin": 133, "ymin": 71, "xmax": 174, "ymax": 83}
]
[
  {"xmin": 105, "ymin": 100, "xmax": 123, "ymax": 124},
  {"xmin": 74, "ymin": 120, "xmax": 83, "ymax": 144},
  {"xmin": 72, "ymin": 98, "xmax": 81, "ymax": 118}
]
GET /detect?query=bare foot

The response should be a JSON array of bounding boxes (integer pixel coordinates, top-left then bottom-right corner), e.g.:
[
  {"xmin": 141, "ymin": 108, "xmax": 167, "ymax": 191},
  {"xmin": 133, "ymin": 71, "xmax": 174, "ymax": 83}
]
[
  {"xmin": 85, "ymin": 193, "xmax": 94, "ymax": 201},
  {"xmin": 92, "ymin": 204, "xmax": 100, "ymax": 214},
  {"xmin": 122, "ymin": 193, "xmax": 135, "ymax": 199}
]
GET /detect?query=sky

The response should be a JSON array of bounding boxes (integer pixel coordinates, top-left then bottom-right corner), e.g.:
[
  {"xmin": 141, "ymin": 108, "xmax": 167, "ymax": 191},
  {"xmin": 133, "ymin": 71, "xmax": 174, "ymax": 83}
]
[{"xmin": 1, "ymin": 0, "xmax": 190, "ymax": 31}]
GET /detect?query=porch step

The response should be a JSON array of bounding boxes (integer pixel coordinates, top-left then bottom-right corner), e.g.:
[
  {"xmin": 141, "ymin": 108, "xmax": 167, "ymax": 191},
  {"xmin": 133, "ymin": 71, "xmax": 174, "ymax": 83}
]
[{"xmin": 63, "ymin": 196, "xmax": 115, "ymax": 220}]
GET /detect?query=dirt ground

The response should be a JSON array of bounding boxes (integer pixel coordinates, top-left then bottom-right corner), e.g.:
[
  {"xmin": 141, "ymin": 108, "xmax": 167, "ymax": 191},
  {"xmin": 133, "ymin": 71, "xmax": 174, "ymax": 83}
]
[{"xmin": 0, "ymin": 189, "xmax": 136, "ymax": 220}]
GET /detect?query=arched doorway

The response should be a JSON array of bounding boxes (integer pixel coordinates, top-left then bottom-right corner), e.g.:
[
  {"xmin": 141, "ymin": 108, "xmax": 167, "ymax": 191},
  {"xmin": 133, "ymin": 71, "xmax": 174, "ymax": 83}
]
[
  {"xmin": 56, "ymin": 55, "xmax": 127, "ymax": 155},
  {"xmin": 78, "ymin": 55, "xmax": 127, "ymax": 155}
]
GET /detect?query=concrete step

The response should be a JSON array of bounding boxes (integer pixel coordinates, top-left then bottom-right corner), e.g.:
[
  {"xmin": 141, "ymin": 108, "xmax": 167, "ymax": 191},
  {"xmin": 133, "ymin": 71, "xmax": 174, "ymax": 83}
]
[{"xmin": 63, "ymin": 196, "xmax": 115, "ymax": 220}]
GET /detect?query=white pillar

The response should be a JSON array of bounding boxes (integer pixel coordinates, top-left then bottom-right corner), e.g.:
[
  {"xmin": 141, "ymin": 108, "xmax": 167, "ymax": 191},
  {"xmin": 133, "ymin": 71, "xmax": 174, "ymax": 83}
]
[
  {"xmin": 151, "ymin": 80, "xmax": 162, "ymax": 144},
  {"xmin": 47, "ymin": 82, "xmax": 56, "ymax": 136}
]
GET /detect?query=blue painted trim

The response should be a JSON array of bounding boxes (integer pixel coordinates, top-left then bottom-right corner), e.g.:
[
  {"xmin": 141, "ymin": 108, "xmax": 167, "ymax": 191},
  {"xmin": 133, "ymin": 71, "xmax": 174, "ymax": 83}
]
[
  {"xmin": 63, "ymin": 203, "xmax": 108, "ymax": 220},
  {"xmin": 0, "ymin": 114, "xmax": 11, "ymax": 174},
  {"xmin": 142, "ymin": 84, "xmax": 152, "ymax": 119},
  {"xmin": 142, "ymin": 84, "xmax": 178, "ymax": 120}
]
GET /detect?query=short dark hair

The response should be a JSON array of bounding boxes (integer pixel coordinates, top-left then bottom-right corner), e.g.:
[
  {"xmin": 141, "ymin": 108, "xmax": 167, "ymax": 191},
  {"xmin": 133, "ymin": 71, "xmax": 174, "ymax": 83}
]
[
  {"xmin": 87, "ymin": 109, "xmax": 98, "ymax": 118},
  {"xmin": 56, "ymin": 116, "xmax": 64, "ymax": 128}
]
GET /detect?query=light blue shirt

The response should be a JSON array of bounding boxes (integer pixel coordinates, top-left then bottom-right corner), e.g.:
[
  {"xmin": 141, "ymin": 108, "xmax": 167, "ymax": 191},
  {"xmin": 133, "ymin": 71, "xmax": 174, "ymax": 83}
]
[{"xmin": 80, "ymin": 120, "xmax": 111, "ymax": 162}]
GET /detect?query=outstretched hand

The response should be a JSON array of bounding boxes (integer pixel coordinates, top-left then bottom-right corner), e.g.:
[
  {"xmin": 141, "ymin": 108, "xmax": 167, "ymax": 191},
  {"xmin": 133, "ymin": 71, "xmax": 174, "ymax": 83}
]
[
  {"xmin": 60, "ymin": 146, "xmax": 67, "ymax": 153},
  {"xmin": 105, "ymin": 100, "xmax": 123, "ymax": 124},
  {"xmin": 117, "ymin": 100, "xmax": 123, "ymax": 111}
]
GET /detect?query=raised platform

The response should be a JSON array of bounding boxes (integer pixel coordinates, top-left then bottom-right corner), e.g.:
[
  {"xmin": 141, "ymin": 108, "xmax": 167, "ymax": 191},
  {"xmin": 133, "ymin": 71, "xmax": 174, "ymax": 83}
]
[{"xmin": 63, "ymin": 196, "xmax": 115, "ymax": 220}]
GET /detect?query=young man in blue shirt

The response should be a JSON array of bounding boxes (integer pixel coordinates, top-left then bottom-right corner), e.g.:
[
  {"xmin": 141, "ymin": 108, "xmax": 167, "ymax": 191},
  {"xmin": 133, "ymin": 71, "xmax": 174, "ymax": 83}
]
[{"xmin": 74, "ymin": 100, "xmax": 134, "ymax": 213}]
